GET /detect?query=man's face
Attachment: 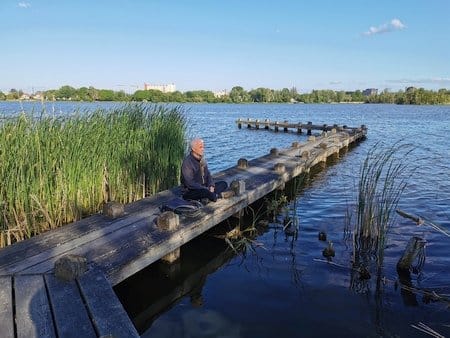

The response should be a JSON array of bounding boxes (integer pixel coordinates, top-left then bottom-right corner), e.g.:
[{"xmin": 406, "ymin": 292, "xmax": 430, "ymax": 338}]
[{"xmin": 192, "ymin": 141, "xmax": 205, "ymax": 156}]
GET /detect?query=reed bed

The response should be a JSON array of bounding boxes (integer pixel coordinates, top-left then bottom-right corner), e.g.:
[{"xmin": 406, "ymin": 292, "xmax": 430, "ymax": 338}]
[{"xmin": 0, "ymin": 104, "xmax": 186, "ymax": 247}]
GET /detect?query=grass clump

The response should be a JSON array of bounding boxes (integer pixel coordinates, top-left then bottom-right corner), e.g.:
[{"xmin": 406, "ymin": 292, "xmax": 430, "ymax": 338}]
[
  {"xmin": 0, "ymin": 104, "xmax": 186, "ymax": 246},
  {"xmin": 353, "ymin": 141, "xmax": 414, "ymax": 268}
]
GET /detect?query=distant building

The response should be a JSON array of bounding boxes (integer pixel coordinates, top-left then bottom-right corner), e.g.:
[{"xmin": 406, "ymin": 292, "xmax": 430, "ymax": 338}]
[
  {"xmin": 144, "ymin": 83, "xmax": 176, "ymax": 93},
  {"xmin": 363, "ymin": 88, "xmax": 378, "ymax": 96},
  {"xmin": 214, "ymin": 89, "xmax": 228, "ymax": 98}
]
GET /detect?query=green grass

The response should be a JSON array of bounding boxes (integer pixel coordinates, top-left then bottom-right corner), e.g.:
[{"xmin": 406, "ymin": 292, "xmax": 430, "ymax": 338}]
[
  {"xmin": 353, "ymin": 141, "xmax": 414, "ymax": 268},
  {"xmin": 0, "ymin": 104, "xmax": 186, "ymax": 246}
]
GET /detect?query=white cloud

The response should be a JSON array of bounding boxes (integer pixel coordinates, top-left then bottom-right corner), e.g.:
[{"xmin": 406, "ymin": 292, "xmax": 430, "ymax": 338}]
[
  {"xmin": 329, "ymin": 81, "xmax": 342, "ymax": 85},
  {"xmin": 363, "ymin": 18, "xmax": 406, "ymax": 36},
  {"xmin": 18, "ymin": 2, "xmax": 31, "ymax": 8}
]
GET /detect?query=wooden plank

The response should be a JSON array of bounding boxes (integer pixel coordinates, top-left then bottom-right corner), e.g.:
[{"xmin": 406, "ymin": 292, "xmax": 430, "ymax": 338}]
[
  {"xmin": 0, "ymin": 199, "xmax": 168, "ymax": 275},
  {"xmin": 14, "ymin": 274, "xmax": 56, "ymax": 338},
  {"xmin": 0, "ymin": 189, "xmax": 178, "ymax": 272},
  {"xmin": 44, "ymin": 274, "xmax": 96, "ymax": 338},
  {"xmin": 0, "ymin": 276, "xmax": 14, "ymax": 338},
  {"xmin": 77, "ymin": 269, "xmax": 139, "ymax": 338}
]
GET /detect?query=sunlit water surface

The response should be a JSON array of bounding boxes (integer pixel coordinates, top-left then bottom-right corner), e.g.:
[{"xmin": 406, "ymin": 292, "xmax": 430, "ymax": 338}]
[{"xmin": 2, "ymin": 101, "xmax": 449, "ymax": 337}]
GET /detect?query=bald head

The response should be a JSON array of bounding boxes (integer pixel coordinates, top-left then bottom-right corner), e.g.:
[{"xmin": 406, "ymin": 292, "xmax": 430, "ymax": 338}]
[{"xmin": 190, "ymin": 138, "xmax": 205, "ymax": 157}]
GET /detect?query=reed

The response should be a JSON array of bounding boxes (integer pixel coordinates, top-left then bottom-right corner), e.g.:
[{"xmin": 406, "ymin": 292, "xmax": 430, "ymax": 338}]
[
  {"xmin": 353, "ymin": 141, "xmax": 414, "ymax": 267},
  {"xmin": 0, "ymin": 104, "xmax": 186, "ymax": 247}
]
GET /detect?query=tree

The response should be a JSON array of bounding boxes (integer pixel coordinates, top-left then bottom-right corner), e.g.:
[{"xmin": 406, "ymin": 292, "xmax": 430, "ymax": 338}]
[
  {"xmin": 97, "ymin": 89, "xmax": 115, "ymax": 101},
  {"xmin": 279, "ymin": 88, "xmax": 292, "ymax": 102},
  {"xmin": 55, "ymin": 85, "xmax": 77, "ymax": 100},
  {"xmin": 229, "ymin": 86, "xmax": 249, "ymax": 103}
]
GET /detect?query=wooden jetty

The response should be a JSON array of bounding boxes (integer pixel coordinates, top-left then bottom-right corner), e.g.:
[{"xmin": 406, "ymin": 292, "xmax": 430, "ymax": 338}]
[
  {"xmin": 236, "ymin": 118, "xmax": 365, "ymax": 135},
  {"xmin": 0, "ymin": 120, "xmax": 366, "ymax": 337}
]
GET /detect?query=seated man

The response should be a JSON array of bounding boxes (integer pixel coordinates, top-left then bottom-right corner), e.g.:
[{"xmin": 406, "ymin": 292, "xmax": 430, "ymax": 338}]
[{"xmin": 181, "ymin": 138, "xmax": 228, "ymax": 202}]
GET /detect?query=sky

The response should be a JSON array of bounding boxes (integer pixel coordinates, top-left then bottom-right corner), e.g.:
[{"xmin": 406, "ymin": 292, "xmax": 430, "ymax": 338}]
[{"xmin": 1, "ymin": 0, "xmax": 449, "ymax": 94}]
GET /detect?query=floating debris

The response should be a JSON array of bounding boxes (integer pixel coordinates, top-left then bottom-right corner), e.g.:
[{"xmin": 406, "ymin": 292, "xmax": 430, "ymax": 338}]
[{"xmin": 318, "ymin": 231, "xmax": 327, "ymax": 241}]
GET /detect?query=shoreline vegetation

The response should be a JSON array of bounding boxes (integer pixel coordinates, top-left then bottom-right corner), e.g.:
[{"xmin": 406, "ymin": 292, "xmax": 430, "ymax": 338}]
[
  {"xmin": 0, "ymin": 104, "xmax": 186, "ymax": 247},
  {"xmin": 1, "ymin": 85, "xmax": 450, "ymax": 105}
]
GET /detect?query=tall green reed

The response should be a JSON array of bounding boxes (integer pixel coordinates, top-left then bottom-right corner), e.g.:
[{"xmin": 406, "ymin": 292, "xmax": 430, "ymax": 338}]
[
  {"xmin": 0, "ymin": 104, "xmax": 186, "ymax": 246},
  {"xmin": 353, "ymin": 141, "xmax": 414, "ymax": 268}
]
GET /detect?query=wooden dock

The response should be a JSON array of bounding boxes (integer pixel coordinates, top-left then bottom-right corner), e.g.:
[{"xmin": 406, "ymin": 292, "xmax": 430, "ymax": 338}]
[
  {"xmin": 236, "ymin": 118, "xmax": 365, "ymax": 135},
  {"xmin": 0, "ymin": 120, "xmax": 366, "ymax": 337}
]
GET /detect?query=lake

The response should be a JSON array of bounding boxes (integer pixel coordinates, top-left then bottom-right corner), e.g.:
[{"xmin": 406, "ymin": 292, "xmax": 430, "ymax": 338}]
[{"xmin": 2, "ymin": 101, "xmax": 449, "ymax": 337}]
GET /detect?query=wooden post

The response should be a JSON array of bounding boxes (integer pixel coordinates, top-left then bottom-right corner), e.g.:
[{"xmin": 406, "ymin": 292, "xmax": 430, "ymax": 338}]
[
  {"xmin": 103, "ymin": 202, "xmax": 124, "ymax": 219},
  {"xmin": 54, "ymin": 254, "xmax": 87, "ymax": 281},
  {"xmin": 231, "ymin": 180, "xmax": 246, "ymax": 195},
  {"xmin": 237, "ymin": 118, "xmax": 242, "ymax": 129},
  {"xmin": 283, "ymin": 120, "xmax": 289, "ymax": 132},
  {"xmin": 322, "ymin": 124, "xmax": 328, "ymax": 131},
  {"xmin": 247, "ymin": 118, "xmax": 252, "ymax": 129},
  {"xmin": 237, "ymin": 158, "xmax": 248, "ymax": 169},
  {"xmin": 274, "ymin": 163, "xmax": 286, "ymax": 174},
  {"xmin": 292, "ymin": 141, "xmax": 300, "ymax": 148},
  {"xmin": 397, "ymin": 237, "xmax": 426, "ymax": 273},
  {"xmin": 270, "ymin": 148, "xmax": 279, "ymax": 156},
  {"xmin": 297, "ymin": 122, "xmax": 302, "ymax": 134},
  {"xmin": 264, "ymin": 119, "xmax": 270, "ymax": 129},
  {"xmin": 274, "ymin": 121, "xmax": 279, "ymax": 132},
  {"xmin": 157, "ymin": 212, "xmax": 180, "ymax": 264},
  {"xmin": 307, "ymin": 121, "xmax": 312, "ymax": 135},
  {"xmin": 255, "ymin": 119, "xmax": 260, "ymax": 129},
  {"xmin": 231, "ymin": 180, "xmax": 245, "ymax": 219}
]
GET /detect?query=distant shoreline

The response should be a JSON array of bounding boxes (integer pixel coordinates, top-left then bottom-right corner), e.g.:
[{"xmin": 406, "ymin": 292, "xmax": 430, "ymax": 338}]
[{"xmin": 2, "ymin": 99, "xmax": 450, "ymax": 106}]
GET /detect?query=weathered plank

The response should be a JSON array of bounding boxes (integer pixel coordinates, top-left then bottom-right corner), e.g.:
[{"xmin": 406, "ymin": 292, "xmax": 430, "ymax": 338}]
[
  {"xmin": 0, "ymin": 190, "xmax": 178, "ymax": 272},
  {"xmin": 1, "ymin": 201, "xmax": 165, "ymax": 275},
  {"xmin": 44, "ymin": 274, "xmax": 96, "ymax": 338},
  {"xmin": 14, "ymin": 274, "xmax": 56, "ymax": 338},
  {"xmin": 0, "ymin": 276, "xmax": 14, "ymax": 338},
  {"xmin": 77, "ymin": 269, "xmax": 139, "ymax": 338}
]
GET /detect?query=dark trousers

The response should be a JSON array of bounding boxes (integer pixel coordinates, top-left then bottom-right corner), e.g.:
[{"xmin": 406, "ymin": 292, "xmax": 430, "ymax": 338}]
[{"xmin": 183, "ymin": 181, "xmax": 228, "ymax": 202}]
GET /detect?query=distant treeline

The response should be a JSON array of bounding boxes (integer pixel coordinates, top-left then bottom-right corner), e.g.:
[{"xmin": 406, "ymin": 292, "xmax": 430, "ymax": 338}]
[{"xmin": 2, "ymin": 85, "xmax": 450, "ymax": 105}]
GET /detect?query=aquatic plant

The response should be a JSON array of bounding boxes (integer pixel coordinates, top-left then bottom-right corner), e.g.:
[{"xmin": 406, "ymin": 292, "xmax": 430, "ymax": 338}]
[
  {"xmin": 0, "ymin": 104, "xmax": 186, "ymax": 247},
  {"xmin": 353, "ymin": 141, "xmax": 414, "ymax": 268}
]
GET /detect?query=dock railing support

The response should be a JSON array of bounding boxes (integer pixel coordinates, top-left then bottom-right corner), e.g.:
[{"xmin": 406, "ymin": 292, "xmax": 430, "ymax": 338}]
[
  {"xmin": 231, "ymin": 180, "xmax": 246, "ymax": 219},
  {"xmin": 307, "ymin": 121, "xmax": 312, "ymax": 135},
  {"xmin": 103, "ymin": 202, "xmax": 124, "ymax": 219},
  {"xmin": 157, "ymin": 212, "xmax": 180, "ymax": 264}
]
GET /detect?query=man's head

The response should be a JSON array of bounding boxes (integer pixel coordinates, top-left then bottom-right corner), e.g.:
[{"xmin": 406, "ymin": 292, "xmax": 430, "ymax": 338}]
[{"xmin": 190, "ymin": 138, "xmax": 205, "ymax": 157}]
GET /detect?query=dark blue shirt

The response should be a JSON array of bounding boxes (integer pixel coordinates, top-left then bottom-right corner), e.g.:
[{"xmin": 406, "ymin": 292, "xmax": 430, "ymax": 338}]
[{"xmin": 181, "ymin": 153, "xmax": 213, "ymax": 190}]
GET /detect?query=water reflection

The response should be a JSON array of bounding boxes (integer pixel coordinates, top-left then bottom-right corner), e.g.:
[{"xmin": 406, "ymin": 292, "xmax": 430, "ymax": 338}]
[{"xmin": 115, "ymin": 235, "xmax": 236, "ymax": 334}]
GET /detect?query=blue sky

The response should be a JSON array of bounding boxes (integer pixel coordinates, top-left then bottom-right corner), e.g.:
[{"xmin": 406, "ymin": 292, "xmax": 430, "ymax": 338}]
[{"xmin": 1, "ymin": 0, "xmax": 449, "ymax": 94}]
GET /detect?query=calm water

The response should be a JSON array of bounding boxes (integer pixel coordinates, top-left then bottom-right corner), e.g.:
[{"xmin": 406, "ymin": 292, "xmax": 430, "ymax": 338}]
[{"xmin": 2, "ymin": 101, "xmax": 450, "ymax": 337}]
